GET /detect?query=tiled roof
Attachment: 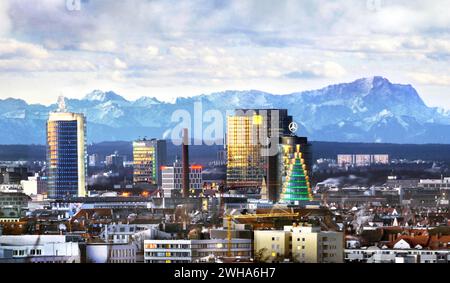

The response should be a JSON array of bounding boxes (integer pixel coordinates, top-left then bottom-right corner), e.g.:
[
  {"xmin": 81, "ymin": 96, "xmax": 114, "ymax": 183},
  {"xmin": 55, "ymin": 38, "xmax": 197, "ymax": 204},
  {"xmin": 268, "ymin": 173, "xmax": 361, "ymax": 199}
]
[
  {"xmin": 429, "ymin": 235, "xmax": 450, "ymax": 250},
  {"xmin": 390, "ymin": 235, "xmax": 430, "ymax": 248}
]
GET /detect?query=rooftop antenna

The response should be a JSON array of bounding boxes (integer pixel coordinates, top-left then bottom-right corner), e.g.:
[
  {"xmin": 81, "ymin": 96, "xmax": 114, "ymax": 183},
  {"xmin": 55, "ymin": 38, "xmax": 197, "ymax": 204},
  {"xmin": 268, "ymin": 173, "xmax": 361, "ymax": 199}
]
[{"xmin": 57, "ymin": 95, "xmax": 67, "ymax": 112}]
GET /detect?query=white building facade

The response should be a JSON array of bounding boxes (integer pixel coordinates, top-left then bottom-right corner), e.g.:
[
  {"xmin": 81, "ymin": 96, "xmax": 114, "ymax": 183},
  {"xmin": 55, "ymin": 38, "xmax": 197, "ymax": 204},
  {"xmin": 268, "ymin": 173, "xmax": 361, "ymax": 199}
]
[
  {"xmin": 162, "ymin": 160, "xmax": 203, "ymax": 198},
  {"xmin": 419, "ymin": 177, "xmax": 450, "ymax": 190},
  {"xmin": 85, "ymin": 243, "xmax": 136, "ymax": 263},
  {"xmin": 254, "ymin": 224, "xmax": 344, "ymax": 263},
  {"xmin": 0, "ymin": 235, "xmax": 80, "ymax": 263},
  {"xmin": 144, "ymin": 239, "xmax": 252, "ymax": 263},
  {"xmin": 345, "ymin": 247, "xmax": 450, "ymax": 263}
]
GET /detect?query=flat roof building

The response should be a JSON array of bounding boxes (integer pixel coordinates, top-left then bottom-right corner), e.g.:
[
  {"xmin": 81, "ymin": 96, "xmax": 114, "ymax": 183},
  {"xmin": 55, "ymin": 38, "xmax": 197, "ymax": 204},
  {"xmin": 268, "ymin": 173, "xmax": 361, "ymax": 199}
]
[
  {"xmin": 345, "ymin": 247, "xmax": 450, "ymax": 263},
  {"xmin": 254, "ymin": 224, "xmax": 344, "ymax": 263},
  {"xmin": 144, "ymin": 239, "xmax": 252, "ymax": 263},
  {"xmin": 0, "ymin": 235, "xmax": 80, "ymax": 263},
  {"xmin": 419, "ymin": 177, "xmax": 450, "ymax": 189}
]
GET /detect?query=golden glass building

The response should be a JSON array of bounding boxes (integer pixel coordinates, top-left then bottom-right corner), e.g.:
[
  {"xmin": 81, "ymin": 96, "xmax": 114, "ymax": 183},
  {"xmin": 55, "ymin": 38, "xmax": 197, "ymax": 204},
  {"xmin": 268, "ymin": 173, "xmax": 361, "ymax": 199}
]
[
  {"xmin": 133, "ymin": 139, "xmax": 167, "ymax": 186},
  {"xmin": 226, "ymin": 109, "xmax": 293, "ymax": 189},
  {"xmin": 226, "ymin": 115, "xmax": 263, "ymax": 188},
  {"xmin": 47, "ymin": 111, "xmax": 87, "ymax": 199}
]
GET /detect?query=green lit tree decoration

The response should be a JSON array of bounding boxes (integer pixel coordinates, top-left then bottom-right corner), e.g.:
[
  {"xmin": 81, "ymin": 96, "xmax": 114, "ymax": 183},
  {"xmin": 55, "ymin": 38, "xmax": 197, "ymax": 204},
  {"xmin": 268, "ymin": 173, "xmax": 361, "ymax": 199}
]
[{"xmin": 281, "ymin": 145, "xmax": 312, "ymax": 202}]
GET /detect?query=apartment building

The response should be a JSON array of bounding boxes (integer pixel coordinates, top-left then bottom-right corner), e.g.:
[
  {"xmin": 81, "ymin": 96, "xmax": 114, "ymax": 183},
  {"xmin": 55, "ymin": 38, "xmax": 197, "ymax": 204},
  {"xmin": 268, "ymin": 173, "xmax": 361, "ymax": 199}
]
[
  {"xmin": 144, "ymin": 239, "xmax": 252, "ymax": 263},
  {"xmin": 345, "ymin": 247, "xmax": 450, "ymax": 263},
  {"xmin": 254, "ymin": 224, "xmax": 344, "ymax": 263},
  {"xmin": 0, "ymin": 235, "xmax": 80, "ymax": 263}
]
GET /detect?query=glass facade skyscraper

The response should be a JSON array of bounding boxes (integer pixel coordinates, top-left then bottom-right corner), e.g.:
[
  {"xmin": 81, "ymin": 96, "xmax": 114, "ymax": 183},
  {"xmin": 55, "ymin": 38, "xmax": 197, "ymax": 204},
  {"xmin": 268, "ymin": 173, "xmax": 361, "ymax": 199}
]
[
  {"xmin": 226, "ymin": 109, "xmax": 293, "ymax": 189},
  {"xmin": 47, "ymin": 112, "xmax": 87, "ymax": 199},
  {"xmin": 226, "ymin": 115, "xmax": 262, "ymax": 188},
  {"xmin": 133, "ymin": 139, "xmax": 167, "ymax": 186}
]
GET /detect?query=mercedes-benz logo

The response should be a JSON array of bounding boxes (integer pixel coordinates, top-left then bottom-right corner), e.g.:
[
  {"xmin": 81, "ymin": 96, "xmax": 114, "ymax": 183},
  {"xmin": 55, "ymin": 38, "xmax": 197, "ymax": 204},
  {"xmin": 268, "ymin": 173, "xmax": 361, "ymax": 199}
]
[{"xmin": 289, "ymin": 122, "xmax": 298, "ymax": 133}]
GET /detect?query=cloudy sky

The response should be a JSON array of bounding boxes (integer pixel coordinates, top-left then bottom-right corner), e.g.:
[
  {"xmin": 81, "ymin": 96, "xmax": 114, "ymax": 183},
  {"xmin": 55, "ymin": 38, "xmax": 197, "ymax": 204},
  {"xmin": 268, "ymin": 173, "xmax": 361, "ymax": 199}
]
[{"xmin": 0, "ymin": 0, "xmax": 450, "ymax": 108}]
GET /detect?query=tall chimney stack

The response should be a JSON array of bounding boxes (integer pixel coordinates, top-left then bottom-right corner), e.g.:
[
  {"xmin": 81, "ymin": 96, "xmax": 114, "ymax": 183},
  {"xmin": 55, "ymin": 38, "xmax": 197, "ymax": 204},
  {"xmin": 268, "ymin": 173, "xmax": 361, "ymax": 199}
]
[{"xmin": 182, "ymin": 128, "xmax": 190, "ymax": 198}]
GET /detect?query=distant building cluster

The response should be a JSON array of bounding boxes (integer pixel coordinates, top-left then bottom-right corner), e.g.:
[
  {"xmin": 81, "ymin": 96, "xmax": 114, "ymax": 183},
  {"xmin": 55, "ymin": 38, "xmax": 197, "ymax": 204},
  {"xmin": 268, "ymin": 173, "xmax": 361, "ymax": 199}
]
[
  {"xmin": 105, "ymin": 152, "xmax": 125, "ymax": 168},
  {"xmin": 337, "ymin": 154, "xmax": 390, "ymax": 167}
]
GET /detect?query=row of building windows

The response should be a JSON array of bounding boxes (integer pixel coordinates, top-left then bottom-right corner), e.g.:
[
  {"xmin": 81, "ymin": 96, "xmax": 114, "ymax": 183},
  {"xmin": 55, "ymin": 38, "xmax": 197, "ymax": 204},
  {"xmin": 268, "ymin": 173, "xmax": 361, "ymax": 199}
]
[
  {"xmin": 145, "ymin": 252, "xmax": 191, "ymax": 257},
  {"xmin": 110, "ymin": 249, "xmax": 135, "ymax": 258},
  {"xmin": 0, "ymin": 201, "xmax": 26, "ymax": 205},
  {"xmin": 0, "ymin": 197, "xmax": 27, "ymax": 201},
  {"xmin": 348, "ymin": 250, "xmax": 448, "ymax": 255},
  {"xmin": 13, "ymin": 249, "xmax": 42, "ymax": 256},
  {"xmin": 145, "ymin": 260, "xmax": 189, "ymax": 263},
  {"xmin": 145, "ymin": 244, "xmax": 190, "ymax": 249},
  {"xmin": 145, "ymin": 243, "xmax": 251, "ymax": 249}
]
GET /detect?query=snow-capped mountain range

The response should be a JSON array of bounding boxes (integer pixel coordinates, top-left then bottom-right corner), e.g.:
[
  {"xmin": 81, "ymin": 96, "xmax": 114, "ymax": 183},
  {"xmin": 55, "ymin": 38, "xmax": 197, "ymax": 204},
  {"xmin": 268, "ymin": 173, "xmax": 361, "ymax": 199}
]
[{"xmin": 1, "ymin": 76, "xmax": 450, "ymax": 144}]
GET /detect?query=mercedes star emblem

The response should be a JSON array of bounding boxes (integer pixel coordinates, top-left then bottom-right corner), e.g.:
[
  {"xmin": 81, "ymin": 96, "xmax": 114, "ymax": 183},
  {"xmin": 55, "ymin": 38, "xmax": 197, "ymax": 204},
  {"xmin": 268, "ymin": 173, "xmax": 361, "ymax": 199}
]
[{"xmin": 289, "ymin": 122, "xmax": 298, "ymax": 133}]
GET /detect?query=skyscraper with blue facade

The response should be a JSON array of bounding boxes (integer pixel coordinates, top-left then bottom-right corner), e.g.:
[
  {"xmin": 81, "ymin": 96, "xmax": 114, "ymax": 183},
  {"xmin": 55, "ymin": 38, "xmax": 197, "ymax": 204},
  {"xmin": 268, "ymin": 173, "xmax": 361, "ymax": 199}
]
[{"xmin": 47, "ymin": 100, "xmax": 86, "ymax": 199}]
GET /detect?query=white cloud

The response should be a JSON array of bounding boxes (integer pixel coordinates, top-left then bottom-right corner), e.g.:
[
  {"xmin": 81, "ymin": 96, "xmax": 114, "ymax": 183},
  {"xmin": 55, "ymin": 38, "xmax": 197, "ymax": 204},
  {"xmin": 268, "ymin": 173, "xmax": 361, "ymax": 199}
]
[
  {"xmin": 114, "ymin": 58, "xmax": 127, "ymax": 70},
  {"xmin": 409, "ymin": 72, "xmax": 450, "ymax": 86},
  {"xmin": 111, "ymin": 70, "xmax": 126, "ymax": 83},
  {"xmin": 0, "ymin": 58, "xmax": 96, "ymax": 72},
  {"xmin": 169, "ymin": 46, "xmax": 196, "ymax": 60},
  {"xmin": 79, "ymin": 40, "xmax": 117, "ymax": 53},
  {"xmin": 0, "ymin": 1, "xmax": 11, "ymax": 36},
  {"xmin": 203, "ymin": 55, "xmax": 219, "ymax": 65},
  {"xmin": 0, "ymin": 0, "xmax": 449, "ymax": 108},
  {"xmin": 0, "ymin": 39, "xmax": 49, "ymax": 59},
  {"xmin": 285, "ymin": 61, "xmax": 347, "ymax": 79},
  {"xmin": 146, "ymin": 46, "xmax": 159, "ymax": 57}
]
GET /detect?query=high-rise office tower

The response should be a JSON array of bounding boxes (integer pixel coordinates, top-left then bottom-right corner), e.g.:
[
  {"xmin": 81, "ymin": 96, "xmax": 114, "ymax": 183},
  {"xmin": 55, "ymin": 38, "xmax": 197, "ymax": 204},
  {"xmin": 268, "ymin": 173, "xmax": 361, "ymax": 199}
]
[
  {"xmin": 47, "ymin": 97, "xmax": 87, "ymax": 199},
  {"xmin": 226, "ymin": 109, "xmax": 292, "ymax": 189},
  {"xmin": 133, "ymin": 139, "xmax": 167, "ymax": 186},
  {"xmin": 162, "ymin": 159, "xmax": 203, "ymax": 198}
]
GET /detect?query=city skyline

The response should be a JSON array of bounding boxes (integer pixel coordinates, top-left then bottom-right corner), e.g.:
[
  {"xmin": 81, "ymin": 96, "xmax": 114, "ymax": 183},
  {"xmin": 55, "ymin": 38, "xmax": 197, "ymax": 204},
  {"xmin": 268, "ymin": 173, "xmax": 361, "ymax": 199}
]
[
  {"xmin": 0, "ymin": 1, "xmax": 449, "ymax": 109},
  {"xmin": 1, "ymin": 0, "xmax": 450, "ymax": 271}
]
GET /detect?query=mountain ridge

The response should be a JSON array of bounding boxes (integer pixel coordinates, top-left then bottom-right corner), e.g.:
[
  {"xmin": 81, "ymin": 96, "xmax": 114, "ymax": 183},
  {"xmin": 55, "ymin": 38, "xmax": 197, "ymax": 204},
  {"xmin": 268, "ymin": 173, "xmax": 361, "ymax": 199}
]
[{"xmin": 0, "ymin": 76, "xmax": 449, "ymax": 144}]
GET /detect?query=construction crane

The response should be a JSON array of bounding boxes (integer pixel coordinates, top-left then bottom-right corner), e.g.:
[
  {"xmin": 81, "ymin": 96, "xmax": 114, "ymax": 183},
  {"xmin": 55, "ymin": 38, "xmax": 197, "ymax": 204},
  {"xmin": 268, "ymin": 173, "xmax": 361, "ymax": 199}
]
[{"xmin": 224, "ymin": 210, "xmax": 300, "ymax": 257}]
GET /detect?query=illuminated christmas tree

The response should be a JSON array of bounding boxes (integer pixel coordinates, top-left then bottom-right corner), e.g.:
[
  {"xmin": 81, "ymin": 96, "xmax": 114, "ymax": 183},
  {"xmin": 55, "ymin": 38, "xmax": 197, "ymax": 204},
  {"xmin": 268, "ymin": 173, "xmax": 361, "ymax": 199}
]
[{"xmin": 281, "ymin": 145, "xmax": 312, "ymax": 202}]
